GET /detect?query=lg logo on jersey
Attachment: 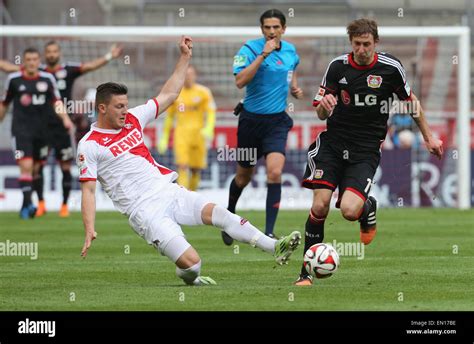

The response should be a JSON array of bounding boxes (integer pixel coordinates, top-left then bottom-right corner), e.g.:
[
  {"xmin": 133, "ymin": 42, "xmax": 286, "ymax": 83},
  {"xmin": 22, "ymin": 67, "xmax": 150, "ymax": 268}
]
[
  {"xmin": 340, "ymin": 90, "xmax": 377, "ymax": 106},
  {"xmin": 355, "ymin": 94, "xmax": 377, "ymax": 106},
  {"xmin": 19, "ymin": 94, "xmax": 46, "ymax": 106},
  {"xmin": 32, "ymin": 94, "xmax": 46, "ymax": 105}
]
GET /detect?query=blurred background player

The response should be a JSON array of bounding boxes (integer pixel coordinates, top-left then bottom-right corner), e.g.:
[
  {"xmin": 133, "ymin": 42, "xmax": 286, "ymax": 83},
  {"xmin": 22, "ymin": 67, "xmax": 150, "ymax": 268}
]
[
  {"xmin": 222, "ymin": 9, "xmax": 303, "ymax": 245},
  {"xmin": 296, "ymin": 18, "xmax": 443, "ymax": 286},
  {"xmin": 72, "ymin": 88, "xmax": 98, "ymax": 146},
  {"xmin": 0, "ymin": 41, "xmax": 122, "ymax": 217},
  {"xmin": 388, "ymin": 111, "xmax": 419, "ymax": 149},
  {"xmin": 0, "ymin": 48, "xmax": 72, "ymax": 219},
  {"xmin": 157, "ymin": 65, "xmax": 216, "ymax": 191},
  {"xmin": 78, "ymin": 36, "xmax": 301, "ymax": 286}
]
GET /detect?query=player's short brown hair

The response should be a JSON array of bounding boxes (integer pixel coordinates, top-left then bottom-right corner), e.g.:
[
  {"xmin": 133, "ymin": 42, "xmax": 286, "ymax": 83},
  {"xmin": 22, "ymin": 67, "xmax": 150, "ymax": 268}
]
[
  {"xmin": 346, "ymin": 18, "xmax": 379, "ymax": 42},
  {"xmin": 95, "ymin": 82, "xmax": 128, "ymax": 110},
  {"xmin": 44, "ymin": 40, "xmax": 60, "ymax": 50},
  {"xmin": 23, "ymin": 47, "xmax": 40, "ymax": 56}
]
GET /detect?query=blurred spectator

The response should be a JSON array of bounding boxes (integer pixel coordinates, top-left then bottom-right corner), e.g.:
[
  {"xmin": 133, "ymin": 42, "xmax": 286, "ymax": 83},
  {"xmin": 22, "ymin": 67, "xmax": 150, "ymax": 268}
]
[{"xmin": 388, "ymin": 112, "xmax": 419, "ymax": 149}]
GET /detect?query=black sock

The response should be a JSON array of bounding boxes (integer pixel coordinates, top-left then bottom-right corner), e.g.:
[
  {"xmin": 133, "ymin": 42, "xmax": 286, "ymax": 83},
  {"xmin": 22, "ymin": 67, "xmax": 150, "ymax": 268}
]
[
  {"xmin": 265, "ymin": 183, "xmax": 281, "ymax": 235},
  {"xmin": 358, "ymin": 198, "xmax": 372, "ymax": 221},
  {"xmin": 227, "ymin": 178, "xmax": 244, "ymax": 213},
  {"xmin": 19, "ymin": 179, "xmax": 33, "ymax": 208},
  {"xmin": 62, "ymin": 169, "xmax": 72, "ymax": 205},
  {"xmin": 33, "ymin": 166, "xmax": 44, "ymax": 201},
  {"xmin": 300, "ymin": 210, "xmax": 326, "ymax": 277},
  {"xmin": 359, "ymin": 198, "xmax": 376, "ymax": 230}
]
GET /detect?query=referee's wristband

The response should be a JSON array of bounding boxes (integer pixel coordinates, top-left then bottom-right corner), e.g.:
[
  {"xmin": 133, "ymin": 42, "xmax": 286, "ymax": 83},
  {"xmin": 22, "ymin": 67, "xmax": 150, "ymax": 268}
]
[{"xmin": 260, "ymin": 52, "xmax": 269, "ymax": 59}]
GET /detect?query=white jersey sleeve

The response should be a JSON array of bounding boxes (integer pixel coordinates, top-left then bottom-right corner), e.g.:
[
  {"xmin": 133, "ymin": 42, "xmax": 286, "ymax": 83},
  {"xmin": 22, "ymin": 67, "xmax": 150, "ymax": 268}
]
[
  {"xmin": 77, "ymin": 141, "xmax": 99, "ymax": 181},
  {"xmin": 128, "ymin": 98, "xmax": 160, "ymax": 129}
]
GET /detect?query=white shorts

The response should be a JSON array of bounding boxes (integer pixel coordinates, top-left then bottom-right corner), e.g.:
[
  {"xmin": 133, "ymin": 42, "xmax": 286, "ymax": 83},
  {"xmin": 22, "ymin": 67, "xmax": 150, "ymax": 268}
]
[{"xmin": 128, "ymin": 183, "xmax": 209, "ymax": 262}]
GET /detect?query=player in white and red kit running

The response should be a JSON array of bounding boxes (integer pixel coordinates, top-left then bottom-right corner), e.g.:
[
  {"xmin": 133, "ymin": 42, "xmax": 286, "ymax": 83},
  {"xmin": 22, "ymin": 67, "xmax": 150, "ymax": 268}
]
[{"xmin": 78, "ymin": 36, "xmax": 301, "ymax": 286}]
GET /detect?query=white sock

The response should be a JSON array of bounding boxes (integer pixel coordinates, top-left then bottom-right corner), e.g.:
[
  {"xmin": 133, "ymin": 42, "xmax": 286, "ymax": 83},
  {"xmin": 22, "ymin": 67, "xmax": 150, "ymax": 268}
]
[
  {"xmin": 176, "ymin": 260, "xmax": 201, "ymax": 285},
  {"xmin": 211, "ymin": 205, "xmax": 276, "ymax": 254}
]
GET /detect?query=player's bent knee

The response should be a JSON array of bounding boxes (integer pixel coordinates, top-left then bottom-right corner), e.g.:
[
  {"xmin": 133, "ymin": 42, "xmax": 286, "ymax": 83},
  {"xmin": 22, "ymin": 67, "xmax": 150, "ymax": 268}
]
[
  {"xmin": 176, "ymin": 247, "xmax": 201, "ymax": 269},
  {"xmin": 340, "ymin": 205, "xmax": 360, "ymax": 221},
  {"xmin": 201, "ymin": 203, "xmax": 215, "ymax": 225},
  {"xmin": 266, "ymin": 169, "xmax": 282, "ymax": 182},
  {"xmin": 158, "ymin": 235, "xmax": 193, "ymax": 266},
  {"xmin": 311, "ymin": 195, "xmax": 331, "ymax": 218}
]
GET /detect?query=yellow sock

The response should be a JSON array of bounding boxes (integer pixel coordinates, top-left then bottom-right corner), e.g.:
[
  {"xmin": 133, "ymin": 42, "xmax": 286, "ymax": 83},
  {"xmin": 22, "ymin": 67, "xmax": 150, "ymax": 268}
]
[
  {"xmin": 189, "ymin": 171, "xmax": 201, "ymax": 191},
  {"xmin": 177, "ymin": 168, "xmax": 190, "ymax": 189}
]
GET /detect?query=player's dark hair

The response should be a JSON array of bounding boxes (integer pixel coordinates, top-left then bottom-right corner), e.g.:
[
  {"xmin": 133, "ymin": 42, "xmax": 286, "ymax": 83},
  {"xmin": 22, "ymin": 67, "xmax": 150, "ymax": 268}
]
[
  {"xmin": 44, "ymin": 40, "xmax": 60, "ymax": 50},
  {"xmin": 260, "ymin": 9, "xmax": 286, "ymax": 27},
  {"xmin": 23, "ymin": 47, "xmax": 40, "ymax": 56},
  {"xmin": 95, "ymin": 82, "xmax": 128, "ymax": 111},
  {"xmin": 346, "ymin": 18, "xmax": 379, "ymax": 42}
]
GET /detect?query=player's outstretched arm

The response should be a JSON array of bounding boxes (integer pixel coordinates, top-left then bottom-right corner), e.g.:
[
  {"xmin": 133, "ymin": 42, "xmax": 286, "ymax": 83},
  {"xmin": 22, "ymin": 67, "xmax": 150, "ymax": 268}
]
[
  {"xmin": 81, "ymin": 180, "xmax": 97, "ymax": 258},
  {"xmin": 0, "ymin": 59, "xmax": 20, "ymax": 73},
  {"xmin": 155, "ymin": 36, "xmax": 193, "ymax": 115},
  {"xmin": 410, "ymin": 93, "xmax": 443, "ymax": 159},
  {"xmin": 80, "ymin": 44, "xmax": 123, "ymax": 74}
]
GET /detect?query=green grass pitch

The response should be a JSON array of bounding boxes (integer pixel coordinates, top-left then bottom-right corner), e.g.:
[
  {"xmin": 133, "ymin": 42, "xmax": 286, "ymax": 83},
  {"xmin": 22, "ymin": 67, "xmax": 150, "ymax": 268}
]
[{"xmin": 1, "ymin": 208, "xmax": 473, "ymax": 311}]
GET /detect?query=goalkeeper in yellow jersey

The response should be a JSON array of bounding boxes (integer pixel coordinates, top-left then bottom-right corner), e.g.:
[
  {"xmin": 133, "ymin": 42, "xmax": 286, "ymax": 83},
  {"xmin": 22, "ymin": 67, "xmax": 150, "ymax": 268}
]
[{"xmin": 158, "ymin": 65, "xmax": 216, "ymax": 191}]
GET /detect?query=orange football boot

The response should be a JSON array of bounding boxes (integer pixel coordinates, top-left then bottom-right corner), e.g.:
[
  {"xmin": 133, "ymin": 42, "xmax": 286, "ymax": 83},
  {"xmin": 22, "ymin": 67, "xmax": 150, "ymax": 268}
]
[
  {"xmin": 360, "ymin": 227, "xmax": 377, "ymax": 245},
  {"xmin": 359, "ymin": 196, "xmax": 377, "ymax": 245},
  {"xmin": 35, "ymin": 200, "xmax": 47, "ymax": 217},
  {"xmin": 294, "ymin": 275, "xmax": 313, "ymax": 286},
  {"xmin": 59, "ymin": 204, "xmax": 70, "ymax": 218}
]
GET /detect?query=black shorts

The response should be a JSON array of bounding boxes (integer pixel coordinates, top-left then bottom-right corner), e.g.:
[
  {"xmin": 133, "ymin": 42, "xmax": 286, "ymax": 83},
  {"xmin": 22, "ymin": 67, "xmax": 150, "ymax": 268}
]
[
  {"xmin": 237, "ymin": 108, "xmax": 293, "ymax": 168},
  {"xmin": 12, "ymin": 134, "xmax": 49, "ymax": 162},
  {"xmin": 302, "ymin": 131, "xmax": 380, "ymax": 204},
  {"xmin": 49, "ymin": 124, "xmax": 74, "ymax": 162}
]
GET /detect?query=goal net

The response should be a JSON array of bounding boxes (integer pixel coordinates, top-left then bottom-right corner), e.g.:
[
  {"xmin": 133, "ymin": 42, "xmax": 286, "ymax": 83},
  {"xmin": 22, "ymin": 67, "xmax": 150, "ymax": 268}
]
[{"xmin": 0, "ymin": 26, "xmax": 470, "ymax": 210}]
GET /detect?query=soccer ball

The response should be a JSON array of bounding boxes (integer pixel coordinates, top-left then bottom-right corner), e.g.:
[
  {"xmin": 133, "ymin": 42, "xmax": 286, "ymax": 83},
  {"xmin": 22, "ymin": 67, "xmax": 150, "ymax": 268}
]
[{"xmin": 303, "ymin": 243, "xmax": 340, "ymax": 279}]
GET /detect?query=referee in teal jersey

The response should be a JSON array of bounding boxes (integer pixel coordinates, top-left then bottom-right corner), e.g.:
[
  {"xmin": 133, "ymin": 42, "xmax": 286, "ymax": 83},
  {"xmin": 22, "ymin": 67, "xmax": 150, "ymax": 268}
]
[{"xmin": 222, "ymin": 9, "xmax": 303, "ymax": 245}]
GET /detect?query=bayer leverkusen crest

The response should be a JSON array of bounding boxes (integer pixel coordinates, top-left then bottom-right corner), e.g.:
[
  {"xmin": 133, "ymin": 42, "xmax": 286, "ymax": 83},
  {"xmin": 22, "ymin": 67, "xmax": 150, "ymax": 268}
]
[
  {"xmin": 367, "ymin": 75, "xmax": 382, "ymax": 88},
  {"xmin": 36, "ymin": 81, "xmax": 48, "ymax": 92}
]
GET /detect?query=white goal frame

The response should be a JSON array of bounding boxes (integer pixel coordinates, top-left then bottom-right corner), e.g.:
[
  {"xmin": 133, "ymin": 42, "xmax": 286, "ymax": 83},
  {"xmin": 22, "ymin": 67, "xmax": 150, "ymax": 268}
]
[{"xmin": 1, "ymin": 25, "xmax": 470, "ymax": 209}]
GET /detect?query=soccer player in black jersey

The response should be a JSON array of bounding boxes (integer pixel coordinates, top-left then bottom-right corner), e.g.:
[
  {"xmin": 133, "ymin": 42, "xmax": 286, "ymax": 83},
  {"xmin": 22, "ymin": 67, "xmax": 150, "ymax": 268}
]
[
  {"xmin": 0, "ymin": 41, "xmax": 122, "ymax": 217},
  {"xmin": 295, "ymin": 18, "xmax": 443, "ymax": 286},
  {"xmin": 0, "ymin": 48, "xmax": 72, "ymax": 219},
  {"xmin": 40, "ymin": 41, "xmax": 122, "ymax": 217}
]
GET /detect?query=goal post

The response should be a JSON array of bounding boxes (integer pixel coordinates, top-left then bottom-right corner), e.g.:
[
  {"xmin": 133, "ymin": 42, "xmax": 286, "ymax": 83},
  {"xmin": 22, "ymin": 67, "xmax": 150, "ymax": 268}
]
[{"xmin": 0, "ymin": 25, "xmax": 470, "ymax": 209}]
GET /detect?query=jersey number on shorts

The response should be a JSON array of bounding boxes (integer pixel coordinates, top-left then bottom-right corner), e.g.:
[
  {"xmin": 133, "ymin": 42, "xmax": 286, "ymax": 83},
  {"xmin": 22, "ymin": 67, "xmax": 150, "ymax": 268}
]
[{"xmin": 364, "ymin": 178, "xmax": 372, "ymax": 194}]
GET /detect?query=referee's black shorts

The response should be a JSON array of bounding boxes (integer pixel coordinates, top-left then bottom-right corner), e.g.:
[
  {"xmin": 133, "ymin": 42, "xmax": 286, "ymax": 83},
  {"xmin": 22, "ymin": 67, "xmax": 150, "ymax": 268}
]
[
  {"xmin": 301, "ymin": 131, "xmax": 380, "ymax": 205},
  {"xmin": 237, "ymin": 107, "xmax": 293, "ymax": 168}
]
